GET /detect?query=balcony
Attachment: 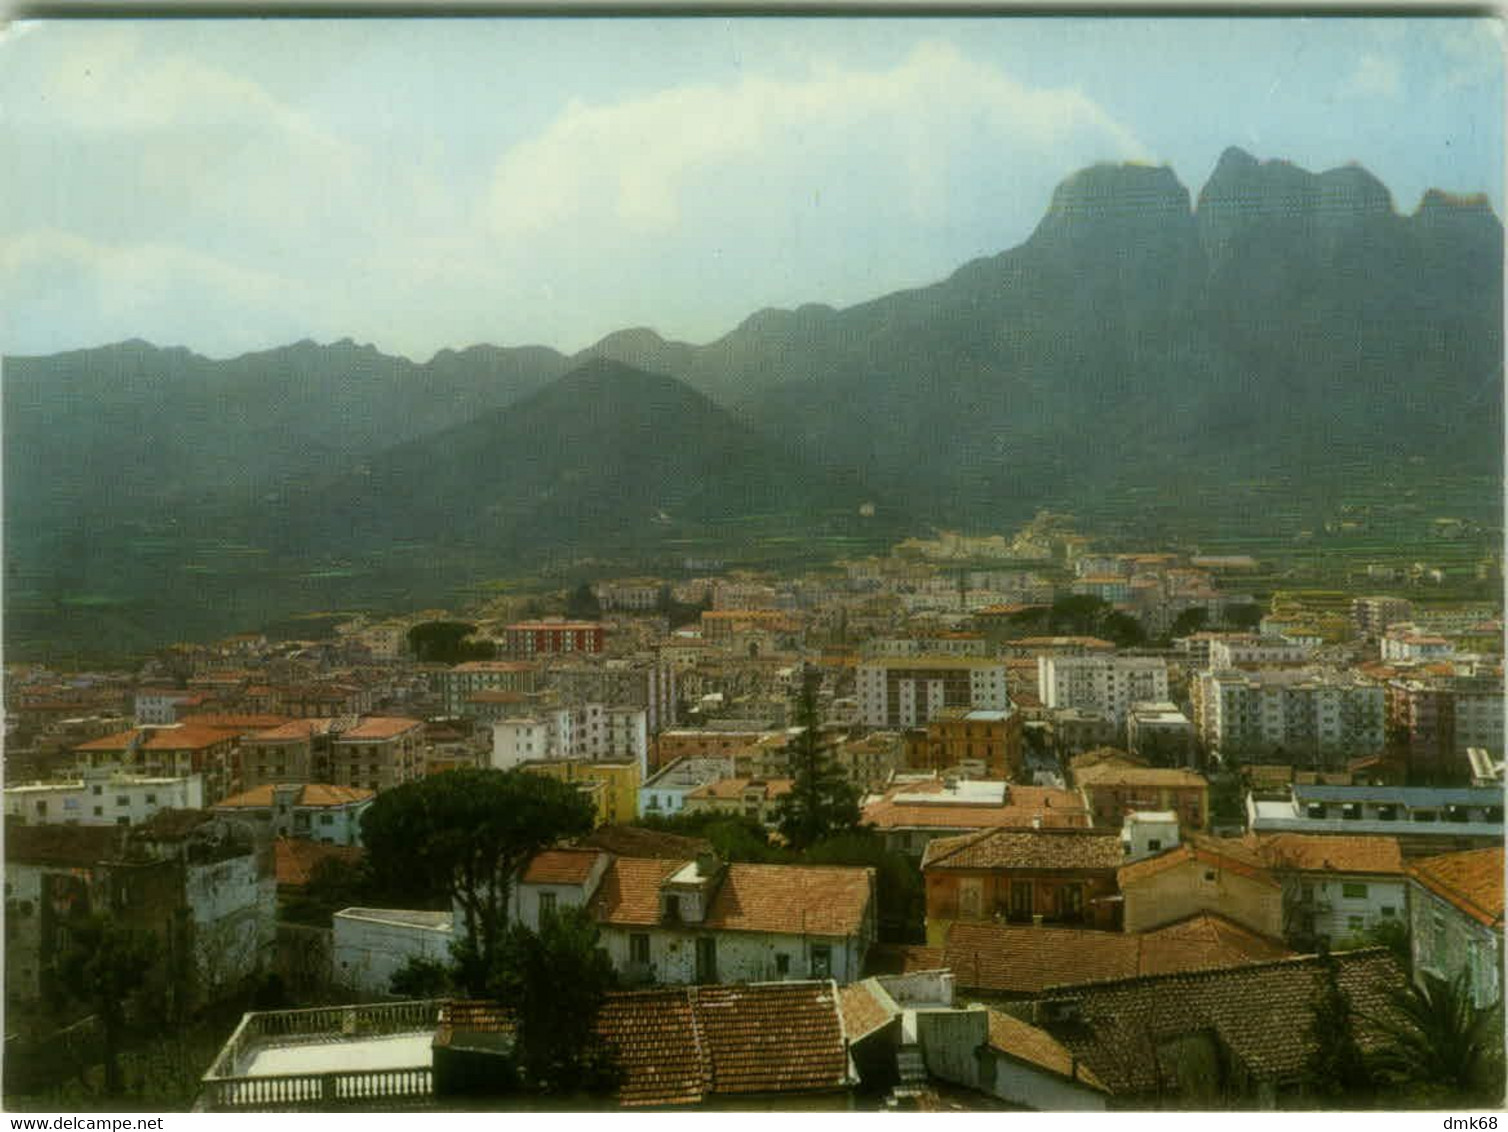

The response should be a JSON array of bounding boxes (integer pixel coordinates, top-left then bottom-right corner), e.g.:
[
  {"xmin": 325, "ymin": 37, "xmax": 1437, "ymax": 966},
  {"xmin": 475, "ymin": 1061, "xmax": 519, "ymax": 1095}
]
[{"xmin": 198, "ymin": 999, "xmax": 443, "ymax": 1111}]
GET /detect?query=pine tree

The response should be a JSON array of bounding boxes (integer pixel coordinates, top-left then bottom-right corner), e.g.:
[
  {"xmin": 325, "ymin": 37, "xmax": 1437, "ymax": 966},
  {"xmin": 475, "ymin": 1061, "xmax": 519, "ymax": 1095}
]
[{"xmin": 776, "ymin": 671, "xmax": 861, "ymax": 851}]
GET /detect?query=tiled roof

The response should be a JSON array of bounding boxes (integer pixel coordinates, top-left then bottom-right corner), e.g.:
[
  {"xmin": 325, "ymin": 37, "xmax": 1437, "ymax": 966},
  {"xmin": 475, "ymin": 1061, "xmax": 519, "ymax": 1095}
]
[
  {"xmin": 921, "ymin": 828, "xmax": 1125, "ymax": 871},
  {"xmin": 687, "ymin": 777, "xmax": 794, "ymax": 800},
  {"xmin": 334, "ymin": 716, "xmax": 422, "ymax": 741},
  {"xmin": 1074, "ymin": 763, "xmax": 1208, "ymax": 789},
  {"xmin": 5, "ymin": 823, "xmax": 124, "ymax": 867},
  {"xmin": 244, "ymin": 718, "xmax": 338, "ymax": 742},
  {"xmin": 586, "ymin": 858, "xmax": 873, "ymax": 937},
  {"xmin": 941, "ymin": 914, "xmax": 1293, "ymax": 997},
  {"xmin": 215, "ymin": 784, "xmax": 373, "ymax": 809},
  {"xmin": 1117, "ymin": 834, "xmax": 1278, "ymax": 889},
  {"xmin": 1247, "ymin": 833, "xmax": 1405, "ymax": 876},
  {"xmin": 578, "ymin": 825, "xmax": 712, "ymax": 859},
  {"xmin": 273, "ymin": 838, "xmax": 364, "ymax": 888},
  {"xmin": 521, "ymin": 848, "xmax": 607, "ymax": 886},
  {"xmin": 863, "ymin": 783, "xmax": 1090, "ymax": 833},
  {"xmin": 986, "ymin": 1010, "xmax": 1109, "ymax": 1093},
  {"xmin": 595, "ymin": 982, "xmax": 851, "ymax": 1107},
  {"xmin": 837, "ymin": 980, "xmax": 897, "ymax": 1043},
  {"xmin": 1032, "ymin": 950, "xmax": 1406, "ymax": 1096},
  {"xmin": 586, "ymin": 857, "xmax": 687, "ymax": 925},
  {"xmin": 1408, "ymin": 846, "xmax": 1505, "ymax": 927},
  {"xmin": 862, "ymin": 944, "xmax": 945, "ymax": 976},
  {"xmin": 180, "ymin": 713, "xmax": 296, "ymax": 732},
  {"xmin": 705, "ymin": 864, "xmax": 873, "ymax": 936},
  {"xmin": 76, "ymin": 724, "xmax": 238, "ymax": 752}
]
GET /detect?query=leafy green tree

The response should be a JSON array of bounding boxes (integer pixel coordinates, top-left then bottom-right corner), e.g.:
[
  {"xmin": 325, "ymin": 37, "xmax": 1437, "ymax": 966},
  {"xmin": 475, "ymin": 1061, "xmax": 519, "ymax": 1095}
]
[
  {"xmin": 565, "ymin": 583, "xmax": 601, "ymax": 620},
  {"xmin": 636, "ymin": 811, "xmax": 779, "ymax": 862},
  {"xmin": 1169, "ymin": 607, "xmax": 1209, "ymax": 638},
  {"xmin": 776, "ymin": 673, "xmax": 861, "ymax": 851},
  {"xmin": 1366, "ymin": 970, "xmax": 1506, "ymax": 1107},
  {"xmin": 488, "ymin": 906, "xmax": 620, "ymax": 1093},
  {"xmin": 55, "ymin": 917, "xmax": 159, "ymax": 1095},
  {"xmin": 407, "ymin": 621, "xmax": 495, "ymax": 664},
  {"xmin": 1301, "ymin": 955, "xmax": 1374, "ymax": 1105},
  {"xmin": 1223, "ymin": 603, "xmax": 1264, "ymax": 630},
  {"xmin": 360, "ymin": 769, "xmax": 596, "ymax": 994},
  {"xmin": 389, "ymin": 955, "xmax": 453, "ymax": 999}
]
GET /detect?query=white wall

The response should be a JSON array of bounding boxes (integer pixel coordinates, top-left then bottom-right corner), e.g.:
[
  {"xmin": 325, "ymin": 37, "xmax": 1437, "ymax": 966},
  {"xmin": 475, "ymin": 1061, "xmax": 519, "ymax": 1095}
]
[
  {"xmin": 333, "ymin": 913, "xmax": 455, "ymax": 997},
  {"xmin": 186, "ymin": 854, "xmax": 277, "ymax": 997},
  {"xmin": 988, "ymin": 1050, "xmax": 1108, "ymax": 1111},
  {"xmin": 600, "ymin": 925, "xmax": 863, "ymax": 985}
]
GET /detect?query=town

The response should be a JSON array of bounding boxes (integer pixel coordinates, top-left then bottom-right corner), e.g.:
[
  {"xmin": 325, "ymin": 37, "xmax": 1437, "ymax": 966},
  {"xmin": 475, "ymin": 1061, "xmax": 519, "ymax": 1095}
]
[{"xmin": 4, "ymin": 514, "xmax": 1503, "ymax": 1111}]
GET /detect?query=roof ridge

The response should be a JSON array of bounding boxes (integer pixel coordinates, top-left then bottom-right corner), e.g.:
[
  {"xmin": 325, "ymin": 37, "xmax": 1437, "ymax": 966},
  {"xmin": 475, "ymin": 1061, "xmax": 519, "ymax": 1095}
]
[
  {"xmin": 685, "ymin": 985, "xmax": 712, "ymax": 1101},
  {"xmin": 1036, "ymin": 945, "xmax": 1393, "ymax": 997}
]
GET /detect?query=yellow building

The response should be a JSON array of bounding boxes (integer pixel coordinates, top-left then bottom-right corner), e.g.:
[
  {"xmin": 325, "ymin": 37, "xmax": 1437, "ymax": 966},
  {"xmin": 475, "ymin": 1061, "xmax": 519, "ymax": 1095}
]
[{"xmin": 518, "ymin": 759, "xmax": 641, "ymax": 827}]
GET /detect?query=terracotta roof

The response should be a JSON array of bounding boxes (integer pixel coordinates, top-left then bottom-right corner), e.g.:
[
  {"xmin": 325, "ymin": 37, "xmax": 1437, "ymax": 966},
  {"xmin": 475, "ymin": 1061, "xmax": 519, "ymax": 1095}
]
[
  {"xmin": 215, "ymin": 784, "xmax": 374, "ymax": 809},
  {"xmin": 179, "ymin": 713, "xmax": 295, "ymax": 732},
  {"xmin": 1075, "ymin": 763, "xmax": 1208, "ymax": 789},
  {"xmin": 578, "ymin": 825, "xmax": 712, "ymax": 859},
  {"xmin": 687, "ymin": 777, "xmax": 794, "ymax": 800},
  {"xmin": 863, "ymin": 783, "xmax": 1090, "ymax": 833},
  {"xmin": 334, "ymin": 716, "xmax": 422, "ymax": 741},
  {"xmin": 1117, "ymin": 834, "xmax": 1278, "ymax": 890},
  {"xmin": 76, "ymin": 724, "xmax": 238, "ymax": 752},
  {"xmin": 243, "ymin": 719, "xmax": 338, "ymax": 742},
  {"xmin": 837, "ymin": 981, "xmax": 897, "ymax": 1043},
  {"xmin": 521, "ymin": 848, "xmax": 607, "ymax": 886},
  {"xmin": 1246, "ymin": 833, "xmax": 1405, "ymax": 876},
  {"xmin": 1031, "ymin": 950, "xmax": 1406, "ymax": 1097},
  {"xmin": 596, "ymin": 982, "xmax": 851, "ymax": 1107},
  {"xmin": 986, "ymin": 1010, "xmax": 1109, "ymax": 1093},
  {"xmin": 586, "ymin": 857, "xmax": 687, "ymax": 925},
  {"xmin": 273, "ymin": 838, "xmax": 364, "ymax": 888},
  {"xmin": 921, "ymin": 828, "xmax": 1125, "ymax": 872},
  {"xmin": 5, "ymin": 823, "xmax": 124, "ymax": 867},
  {"xmin": 1408, "ymin": 846, "xmax": 1505, "ymax": 927},
  {"xmin": 436, "ymin": 999, "xmax": 516, "ymax": 1039}
]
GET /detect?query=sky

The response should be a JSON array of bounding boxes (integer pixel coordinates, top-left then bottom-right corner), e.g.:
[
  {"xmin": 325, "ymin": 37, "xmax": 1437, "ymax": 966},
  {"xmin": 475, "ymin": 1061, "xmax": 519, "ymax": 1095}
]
[{"xmin": 1, "ymin": 16, "xmax": 1502, "ymax": 361}]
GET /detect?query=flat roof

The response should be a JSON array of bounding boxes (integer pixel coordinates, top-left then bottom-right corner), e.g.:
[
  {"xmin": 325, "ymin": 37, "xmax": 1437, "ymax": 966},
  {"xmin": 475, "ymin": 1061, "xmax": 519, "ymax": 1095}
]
[
  {"xmin": 334, "ymin": 908, "xmax": 452, "ymax": 932},
  {"xmin": 240, "ymin": 1033, "xmax": 433, "ymax": 1078},
  {"xmin": 1294, "ymin": 784, "xmax": 1503, "ymax": 807}
]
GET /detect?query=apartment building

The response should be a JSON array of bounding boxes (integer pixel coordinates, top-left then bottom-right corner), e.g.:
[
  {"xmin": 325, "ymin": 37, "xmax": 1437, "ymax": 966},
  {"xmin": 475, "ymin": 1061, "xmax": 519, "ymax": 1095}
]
[
  {"xmin": 1352, "ymin": 596, "xmax": 1415, "ymax": 640},
  {"xmin": 5, "ymin": 769, "xmax": 204, "ymax": 828},
  {"xmin": 327, "ymin": 717, "xmax": 424, "ymax": 792},
  {"xmin": 1386, "ymin": 675, "xmax": 1504, "ymax": 774},
  {"xmin": 1037, "ymin": 655, "xmax": 1169, "ymax": 729},
  {"xmin": 440, "ymin": 661, "xmax": 540, "ymax": 717},
  {"xmin": 501, "ymin": 620, "xmax": 605, "ymax": 659},
  {"xmin": 1193, "ymin": 668, "xmax": 1385, "ymax": 765},
  {"xmin": 856, "ymin": 656, "xmax": 1009, "ymax": 729}
]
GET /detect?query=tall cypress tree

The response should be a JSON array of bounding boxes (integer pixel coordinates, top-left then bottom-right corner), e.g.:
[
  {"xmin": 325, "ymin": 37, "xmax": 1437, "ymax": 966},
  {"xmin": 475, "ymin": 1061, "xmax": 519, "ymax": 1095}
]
[{"xmin": 776, "ymin": 670, "xmax": 861, "ymax": 851}]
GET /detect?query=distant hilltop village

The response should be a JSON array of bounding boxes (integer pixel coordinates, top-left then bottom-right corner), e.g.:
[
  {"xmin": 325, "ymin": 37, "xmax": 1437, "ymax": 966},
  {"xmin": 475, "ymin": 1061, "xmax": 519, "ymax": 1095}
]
[{"xmin": 5, "ymin": 510, "xmax": 1503, "ymax": 1112}]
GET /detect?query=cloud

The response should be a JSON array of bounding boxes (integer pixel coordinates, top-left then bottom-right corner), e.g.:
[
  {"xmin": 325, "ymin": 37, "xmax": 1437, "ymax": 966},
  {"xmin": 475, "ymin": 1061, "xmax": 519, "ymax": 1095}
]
[
  {"xmin": 1438, "ymin": 20, "xmax": 1503, "ymax": 92},
  {"xmin": 1340, "ymin": 53, "xmax": 1403, "ymax": 99}
]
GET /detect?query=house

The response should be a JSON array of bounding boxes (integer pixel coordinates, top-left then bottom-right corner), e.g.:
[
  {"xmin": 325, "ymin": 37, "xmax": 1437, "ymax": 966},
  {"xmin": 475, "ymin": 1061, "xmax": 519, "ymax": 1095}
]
[
  {"xmin": 517, "ymin": 759, "xmax": 640, "ymax": 826},
  {"xmin": 1073, "ymin": 761, "xmax": 1208, "ymax": 831},
  {"xmin": 1124, "ymin": 702, "xmax": 1195, "ymax": 767},
  {"xmin": 1246, "ymin": 782, "xmax": 1504, "ymax": 853},
  {"xmin": 1407, "ymin": 845, "xmax": 1504, "ymax": 1008},
  {"xmin": 1121, "ymin": 810, "xmax": 1180, "ymax": 861},
  {"xmin": 1243, "ymin": 833, "xmax": 1406, "ymax": 948},
  {"xmin": 925, "ymin": 914, "xmax": 1293, "ymax": 999},
  {"xmin": 681, "ymin": 776, "xmax": 792, "ymax": 827},
  {"xmin": 638, "ymin": 755, "xmax": 735, "ymax": 818},
  {"xmin": 213, "ymin": 783, "xmax": 374, "ymax": 847},
  {"xmin": 920, "ymin": 827, "xmax": 1126, "ymax": 941},
  {"xmin": 73, "ymin": 723, "xmax": 243, "ymax": 804},
  {"xmin": 1024, "ymin": 950, "xmax": 1407, "ymax": 1107},
  {"xmin": 861, "ymin": 776, "xmax": 1090, "ymax": 861},
  {"xmin": 1117, "ymin": 834, "xmax": 1283, "ymax": 937},
  {"xmin": 509, "ymin": 847, "xmax": 876, "ymax": 985}
]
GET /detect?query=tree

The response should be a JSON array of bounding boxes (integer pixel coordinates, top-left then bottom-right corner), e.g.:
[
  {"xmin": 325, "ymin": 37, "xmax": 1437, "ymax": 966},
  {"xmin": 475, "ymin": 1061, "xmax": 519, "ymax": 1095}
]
[
  {"xmin": 1301, "ymin": 954, "xmax": 1374, "ymax": 1105},
  {"xmin": 407, "ymin": 621, "xmax": 495, "ymax": 664},
  {"xmin": 565, "ymin": 582, "xmax": 601, "ymax": 620},
  {"xmin": 360, "ymin": 769, "xmax": 596, "ymax": 994},
  {"xmin": 488, "ymin": 906, "xmax": 620, "ymax": 1093},
  {"xmin": 776, "ymin": 672, "xmax": 861, "ymax": 851},
  {"xmin": 805, "ymin": 830, "xmax": 924, "ymax": 944},
  {"xmin": 1169, "ymin": 607, "xmax": 1209, "ymax": 638},
  {"xmin": 389, "ymin": 955, "xmax": 453, "ymax": 999},
  {"xmin": 1223, "ymin": 603, "xmax": 1264, "ymax": 630},
  {"xmin": 1366, "ymin": 970, "xmax": 1506, "ymax": 1107},
  {"xmin": 54, "ymin": 917, "xmax": 160, "ymax": 1095}
]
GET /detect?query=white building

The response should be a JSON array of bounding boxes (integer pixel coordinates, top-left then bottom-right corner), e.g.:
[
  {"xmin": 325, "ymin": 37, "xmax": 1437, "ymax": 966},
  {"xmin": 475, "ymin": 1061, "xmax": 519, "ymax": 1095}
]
[
  {"xmin": 332, "ymin": 908, "xmax": 455, "ymax": 998},
  {"xmin": 856, "ymin": 657, "xmax": 1009, "ymax": 729},
  {"xmin": 213, "ymin": 783, "xmax": 374, "ymax": 846},
  {"xmin": 1037, "ymin": 655, "xmax": 1169, "ymax": 729},
  {"xmin": 1120, "ymin": 811, "xmax": 1181, "ymax": 862},
  {"xmin": 1247, "ymin": 833, "xmax": 1408, "ymax": 947},
  {"xmin": 133, "ymin": 688, "xmax": 200, "ymax": 725},
  {"xmin": 1206, "ymin": 636, "xmax": 1313, "ymax": 671},
  {"xmin": 510, "ymin": 847, "xmax": 876, "ymax": 986},
  {"xmin": 4, "ymin": 769, "xmax": 204, "ymax": 827},
  {"xmin": 490, "ymin": 715, "xmax": 558, "ymax": 769},
  {"xmin": 639, "ymin": 755, "xmax": 736, "ymax": 818},
  {"xmin": 1380, "ymin": 627, "xmax": 1456, "ymax": 663},
  {"xmin": 1247, "ymin": 784, "xmax": 1504, "ymax": 840},
  {"xmin": 1194, "ymin": 668, "xmax": 1385, "ymax": 762}
]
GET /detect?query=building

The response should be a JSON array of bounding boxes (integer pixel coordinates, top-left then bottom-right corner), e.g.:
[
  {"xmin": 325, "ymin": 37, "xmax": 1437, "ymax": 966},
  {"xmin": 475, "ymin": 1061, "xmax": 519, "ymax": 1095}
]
[
  {"xmin": 73, "ymin": 723, "xmax": 244, "ymax": 805},
  {"xmin": 1073, "ymin": 761, "xmax": 1209, "ymax": 831},
  {"xmin": 920, "ymin": 827, "xmax": 1126, "ymax": 941},
  {"xmin": 830, "ymin": 731, "xmax": 906, "ymax": 793},
  {"xmin": 1120, "ymin": 810, "xmax": 1181, "ymax": 861},
  {"xmin": 1407, "ymin": 846, "xmax": 1504, "ymax": 1008},
  {"xmin": 545, "ymin": 656, "xmax": 678, "ymax": 738},
  {"xmin": 681, "ymin": 777, "xmax": 793, "ymax": 828},
  {"xmin": 501, "ymin": 620, "xmax": 605, "ymax": 659},
  {"xmin": 1205, "ymin": 637, "xmax": 1313, "ymax": 671},
  {"xmin": 4, "ymin": 769, "xmax": 203, "ymax": 828},
  {"xmin": 440, "ymin": 661, "xmax": 540, "ymax": 717},
  {"xmin": 517, "ymin": 759, "xmax": 640, "ymax": 827},
  {"xmin": 1193, "ymin": 668, "xmax": 1385, "ymax": 766},
  {"xmin": 490, "ymin": 715, "xmax": 557, "ymax": 769},
  {"xmin": 1353, "ymin": 595, "xmax": 1415, "ymax": 640},
  {"xmin": 861, "ymin": 777, "xmax": 1091, "ymax": 861},
  {"xmin": 134, "ymin": 687, "xmax": 206, "ymax": 725},
  {"xmin": 912, "ymin": 708, "xmax": 1025, "ymax": 780},
  {"xmin": 1386, "ymin": 675, "xmax": 1505, "ymax": 776},
  {"xmin": 1380, "ymin": 627, "xmax": 1456, "ymax": 664},
  {"xmin": 1244, "ymin": 833, "xmax": 1407, "ymax": 948},
  {"xmin": 1246, "ymin": 783, "xmax": 1504, "ymax": 850},
  {"xmin": 509, "ymin": 848, "xmax": 876, "ymax": 985},
  {"xmin": 332, "ymin": 908, "xmax": 454, "ymax": 998},
  {"xmin": 1124, "ymin": 701, "xmax": 1195, "ymax": 766},
  {"xmin": 1037, "ymin": 656, "xmax": 1169, "ymax": 729},
  {"xmin": 638, "ymin": 756, "xmax": 735, "ymax": 819},
  {"xmin": 213, "ymin": 784, "xmax": 375, "ymax": 847},
  {"xmin": 856, "ymin": 657, "xmax": 1009, "ymax": 730},
  {"xmin": 1049, "ymin": 709, "xmax": 1118, "ymax": 757},
  {"xmin": 1117, "ymin": 834, "xmax": 1283, "ymax": 937},
  {"xmin": 328, "ymin": 717, "xmax": 425, "ymax": 792}
]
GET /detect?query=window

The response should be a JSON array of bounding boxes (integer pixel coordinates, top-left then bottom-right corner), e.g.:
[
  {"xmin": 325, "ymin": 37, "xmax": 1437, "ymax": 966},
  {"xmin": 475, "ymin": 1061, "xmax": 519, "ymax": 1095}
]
[
  {"xmin": 93, "ymin": 806, "xmax": 103, "ymax": 817},
  {"xmin": 34, "ymin": 801, "xmax": 46, "ymax": 816},
  {"xmin": 91, "ymin": 785, "xmax": 102, "ymax": 796},
  {"xmin": 320, "ymin": 813, "xmax": 334, "ymax": 826},
  {"xmin": 775, "ymin": 953, "xmax": 790, "ymax": 976},
  {"xmin": 1147, "ymin": 839, "xmax": 1162, "ymax": 852},
  {"xmin": 538, "ymin": 892, "xmax": 557, "ymax": 920},
  {"xmin": 696, "ymin": 937, "xmax": 717, "ymax": 983},
  {"xmin": 1381, "ymin": 906, "xmax": 1396, "ymax": 918},
  {"xmin": 665, "ymin": 894, "xmax": 681, "ymax": 921},
  {"xmin": 116, "ymin": 796, "xmax": 129, "ymax": 807},
  {"xmin": 810, "ymin": 945, "xmax": 832, "ymax": 978},
  {"xmin": 629, "ymin": 934, "xmax": 650, "ymax": 965},
  {"xmin": 1342, "ymin": 883, "xmax": 1368, "ymax": 900},
  {"xmin": 116, "ymin": 816, "xmax": 130, "ymax": 826}
]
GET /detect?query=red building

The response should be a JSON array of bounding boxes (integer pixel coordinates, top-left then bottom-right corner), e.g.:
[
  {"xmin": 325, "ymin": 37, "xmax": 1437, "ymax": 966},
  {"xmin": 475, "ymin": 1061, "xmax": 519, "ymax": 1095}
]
[{"xmin": 503, "ymin": 620, "xmax": 605, "ymax": 658}]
